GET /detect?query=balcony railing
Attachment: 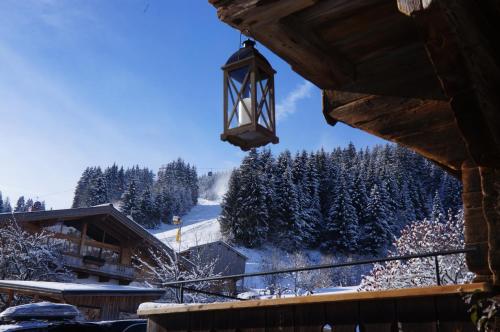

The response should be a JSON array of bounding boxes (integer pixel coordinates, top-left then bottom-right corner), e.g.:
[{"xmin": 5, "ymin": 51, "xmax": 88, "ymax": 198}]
[{"xmin": 63, "ymin": 254, "xmax": 135, "ymax": 280}]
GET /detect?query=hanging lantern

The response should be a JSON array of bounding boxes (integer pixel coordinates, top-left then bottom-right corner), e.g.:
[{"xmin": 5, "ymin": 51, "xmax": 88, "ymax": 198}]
[{"xmin": 220, "ymin": 39, "xmax": 278, "ymax": 151}]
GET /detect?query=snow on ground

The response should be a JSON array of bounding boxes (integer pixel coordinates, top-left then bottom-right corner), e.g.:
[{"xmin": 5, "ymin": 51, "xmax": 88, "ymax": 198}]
[
  {"xmin": 151, "ymin": 199, "xmax": 223, "ymax": 251},
  {"xmin": 149, "ymin": 199, "xmax": 272, "ymax": 285},
  {"xmin": 149, "ymin": 199, "xmax": 360, "ymax": 295}
]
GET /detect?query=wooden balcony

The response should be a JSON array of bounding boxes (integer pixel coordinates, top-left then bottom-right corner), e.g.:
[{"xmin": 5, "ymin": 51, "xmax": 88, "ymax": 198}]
[
  {"xmin": 63, "ymin": 254, "xmax": 136, "ymax": 281},
  {"xmin": 140, "ymin": 283, "xmax": 491, "ymax": 331}
]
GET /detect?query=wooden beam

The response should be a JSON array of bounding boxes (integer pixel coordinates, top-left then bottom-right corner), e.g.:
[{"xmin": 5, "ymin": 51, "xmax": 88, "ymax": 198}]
[
  {"xmin": 210, "ymin": 0, "xmax": 355, "ymax": 87},
  {"xmin": 138, "ymin": 283, "xmax": 490, "ymax": 316},
  {"xmin": 211, "ymin": 0, "xmax": 317, "ymax": 28},
  {"xmin": 251, "ymin": 21, "xmax": 353, "ymax": 87},
  {"xmin": 280, "ymin": 15, "xmax": 355, "ymax": 85},
  {"xmin": 408, "ymin": 0, "xmax": 500, "ymax": 167},
  {"xmin": 323, "ymin": 90, "xmax": 468, "ymax": 174},
  {"xmin": 79, "ymin": 222, "xmax": 87, "ymax": 255}
]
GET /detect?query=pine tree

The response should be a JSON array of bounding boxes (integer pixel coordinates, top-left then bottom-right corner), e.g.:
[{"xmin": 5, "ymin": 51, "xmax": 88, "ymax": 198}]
[
  {"xmin": 323, "ymin": 176, "xmax": 359, "ymax": 253},
  {"xmin": 137, "ymin": 188, "xmax": 156, "ymax": 227},
  {"xmin": 441, "ymin": 173, "xmax": 462, "ymax": 214},
  {"xmin": 361, "ymin": 184, "xmax": 393, "ymax": 254},
  {"xmin": 431, "ymin": 190, "xmax": 446, "ymax": 223},
  {"xmin": 104, "ymin": 164, "xmax": 124, "ymax": 201},
  {"xmin": 72, "ymin": 167, "xmax": 93, "ymax": 208},
  {"xmin": 15, "ymin": 196, "xmax": 26, "ymax": 212},
  {"xmin": 0, "ymin": 191, "xmax": 3, "ymax": 214},
  {"xmin": 272, "ymin": 152, "xmax": 301, "ymax": 249},
  {"xmin": 155, "ymin": 190, "xmax": 174, "ymax": 224},
  {"xmin": 121, "ymin": 181, "xmax": 139, "ymax": 219},
  {"xmin": 86, "ymin": 169, "xmax": 108, "ymax": 207},
  {"xmin": 3, "ymin": 198, "xmax": 12, "ymax": 213},
  {"xmin": 315, "ymin": 149, "xmax": 338, "ymax": 221},
  {"xmin": 235, "ymin": 149, "xmax": 269, "ymax": 247},
  {"xmin": 219, "ymin": 170, "xmax": 242, "ymax": 242},
  {"xmin": 300, "ymin": 154, "xmax": 323, "ymax": 246},
  {"xmin": 351, "ymin": 173, "xmax": 369, "ymax": 225}
]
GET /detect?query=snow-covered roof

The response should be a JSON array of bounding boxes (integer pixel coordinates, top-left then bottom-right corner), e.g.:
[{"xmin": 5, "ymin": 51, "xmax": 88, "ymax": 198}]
[
  {"xmin": 0, "ymin": 280, "xmax": 166, "ymax": 296},
  {"xmin": 0, "ymin": 205, "xmax": 171, "ymax": 255},
  {"xmin": 181, "ymin": 240, "xmax": 248, "ymax": 260}
]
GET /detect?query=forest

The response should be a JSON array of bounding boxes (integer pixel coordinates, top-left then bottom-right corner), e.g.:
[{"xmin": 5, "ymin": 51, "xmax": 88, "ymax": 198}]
[
  {"xmin": 219, "ymin": 144, "xmax": 462, "ymax": 254},
  {"xmin": 0, "ymin": 193, "xmax": 45, "ymax": 213},
  {"xmin": 72, "ymin": 159, "xmax": 198, "ymax": 228}
]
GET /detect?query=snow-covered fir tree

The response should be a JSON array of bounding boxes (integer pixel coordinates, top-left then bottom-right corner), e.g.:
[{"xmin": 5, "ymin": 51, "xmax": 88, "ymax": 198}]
[
  {"xmin": 14, "ymin": 196, "xmax": 25, "ymax": 212},
  {"xmin": 431, "ymin": 190, "xmax": 446, "ymax": 223},
  {"xmin": 121, "ymin": 180, "xmax": 139, "ymax": 219},
  {"xmin": 86, "ymin": 169, "xmax": 108, "ymax": 207},
  {"xmin": 229, "ymin": 149, "xmax": 269, "ymax": 247},
  {"xmin": 271, "ymin": 151, "xmax": 301, "ymax": 249},
  {"xmin": 219, "ymin": 170, "xmax": 242, "ymax": 242},
  {"xmin": 323, "ymin": 174, "xmax": 359, "ymax": 253},
  {"xmin": 3, "ymin": 198, "xmax": 12, "ymax": 213},
  {"xmin": 361, "ymin": 184, "xmax": 393, "ymax": 254}
]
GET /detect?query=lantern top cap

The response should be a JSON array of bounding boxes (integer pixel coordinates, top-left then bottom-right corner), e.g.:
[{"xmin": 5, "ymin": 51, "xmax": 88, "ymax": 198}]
[{"xmin": 225, "ymin": 39, "xmax": 273, "ymax": 69}]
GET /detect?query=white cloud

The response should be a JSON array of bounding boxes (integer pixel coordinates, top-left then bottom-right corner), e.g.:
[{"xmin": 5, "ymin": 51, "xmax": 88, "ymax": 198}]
[{"xmin": 276, "ymin": 81, "xmax": 314, "ymax": 120}]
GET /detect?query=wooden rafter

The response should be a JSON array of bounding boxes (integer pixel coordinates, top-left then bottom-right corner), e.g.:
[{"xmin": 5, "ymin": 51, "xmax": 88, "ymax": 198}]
[{"xmin": 210, "ymin": 0, "xmax": 316, "ymax": 28}]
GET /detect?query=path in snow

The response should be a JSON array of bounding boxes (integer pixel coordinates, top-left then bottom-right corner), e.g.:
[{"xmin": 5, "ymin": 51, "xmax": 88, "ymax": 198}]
[{"xmin": 151, "ymin": 199, "xmax": 222, "ymax": 251}]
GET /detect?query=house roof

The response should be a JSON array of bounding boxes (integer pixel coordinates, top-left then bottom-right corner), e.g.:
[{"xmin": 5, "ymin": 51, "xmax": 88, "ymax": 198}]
[
  {"xmin": 181, "ymin": 240, "xmax": 248, "ymax": 260},
  {"xmin": 0, "ymin": 280, "xmax": 165, "ymax": 297},
  {"xmin": 0, "ymin": 205, "xmax": 173, "ymax": 257}
]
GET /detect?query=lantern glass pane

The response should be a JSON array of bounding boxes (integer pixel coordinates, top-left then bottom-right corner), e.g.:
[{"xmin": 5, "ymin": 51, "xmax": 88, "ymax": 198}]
[
  {"xmin": 256, "ymin": 69, "xmax": 272, "ymax": 130},
  {"xmin": 227, "ymin": 66, "xmax": 253, "ymax": 129}
]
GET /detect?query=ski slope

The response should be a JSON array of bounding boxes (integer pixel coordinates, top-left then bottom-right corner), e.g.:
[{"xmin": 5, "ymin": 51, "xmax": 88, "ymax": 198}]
[
  {"xmin": 151, "ymin": 199, "xmax": 223, "ymax": 251},
  {"xmin": 149, "ymin": 198, "xmax": 360, "ymax": 293}
]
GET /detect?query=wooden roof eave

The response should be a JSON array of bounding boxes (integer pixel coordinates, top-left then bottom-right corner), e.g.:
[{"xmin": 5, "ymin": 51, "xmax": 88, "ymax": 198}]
[
  {"xmin": 322, "ymin": 90, "xmax": 469, "ymax": 176},
  {"xmin": 210, "ymin": 0, "xmax": 446, "ymax": 99}
]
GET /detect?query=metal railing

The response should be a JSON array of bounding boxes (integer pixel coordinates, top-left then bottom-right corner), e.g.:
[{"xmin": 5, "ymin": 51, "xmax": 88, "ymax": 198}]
[{"xmin": 162, "ymin": 247, "xmax": 476, "ymax": 303}]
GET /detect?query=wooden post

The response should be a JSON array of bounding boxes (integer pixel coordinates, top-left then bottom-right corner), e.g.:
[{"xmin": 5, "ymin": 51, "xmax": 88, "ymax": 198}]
[
  {"xmin": 6, "ymin": 290, "xmax": 14, "ymax": 307},
  {"xmin": 480, "ymin": 167, "xmax": 500, "ymax": 285},
  {"xmin": 79, "ymin": 222, "xmax": 88, "ymax": 256},
  {"xmin": 462, "ymin": 160, "xmax": 491, "ymax": 282}
]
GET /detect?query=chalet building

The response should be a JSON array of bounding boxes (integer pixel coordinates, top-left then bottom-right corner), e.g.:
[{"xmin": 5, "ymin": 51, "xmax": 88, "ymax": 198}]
[
  {"xmin": 180, "ymin": 240, "xmax": 247, "ymax": 294},
  {"xmin": 181, "ymin": 241, "xmax": 247, "ymax": 277},
  {"xmin": 0, "ymin": 280, "xmax": 165, "ymax": 321},
  {"xmin": 0, "ymin": 205, "xmax": 174, "ymax": 285}
]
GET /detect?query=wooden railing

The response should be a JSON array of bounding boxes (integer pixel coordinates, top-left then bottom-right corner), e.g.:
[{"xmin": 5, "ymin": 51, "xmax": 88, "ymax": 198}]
[{"xmin": 63, "ymin": 254, "xmax": 135, "ymax": 279}]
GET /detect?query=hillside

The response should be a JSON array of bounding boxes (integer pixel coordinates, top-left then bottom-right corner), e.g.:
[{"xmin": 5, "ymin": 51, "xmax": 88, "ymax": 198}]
[
  {"xmin": 149, "ymin": 199, "xmax": 361, "ymax": 290},
  {"xmin": 151, "ymin": 198, "xmax": 222, "ymax": 251}
]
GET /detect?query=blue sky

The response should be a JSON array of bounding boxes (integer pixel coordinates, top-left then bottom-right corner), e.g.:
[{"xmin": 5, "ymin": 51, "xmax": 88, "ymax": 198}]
[{"xmin": 0, "ymin": 1, "xmax": 385, "ymax": 208}]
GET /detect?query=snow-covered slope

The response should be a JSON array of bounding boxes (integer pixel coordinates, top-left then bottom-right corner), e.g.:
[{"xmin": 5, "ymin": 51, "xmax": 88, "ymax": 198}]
[
  {"xmin": 149, "ymin": 198, "xmax": 360, "ymax": 294},
  {"xmin": 151, "ymin": 199, "xmax": 222, "ymax": 251}
]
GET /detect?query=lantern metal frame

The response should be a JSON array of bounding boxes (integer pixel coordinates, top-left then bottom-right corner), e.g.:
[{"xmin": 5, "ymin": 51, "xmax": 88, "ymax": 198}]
[{"xmin": 220, "ymin": 41, "xmax": 279, "ymax": 151}]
